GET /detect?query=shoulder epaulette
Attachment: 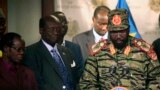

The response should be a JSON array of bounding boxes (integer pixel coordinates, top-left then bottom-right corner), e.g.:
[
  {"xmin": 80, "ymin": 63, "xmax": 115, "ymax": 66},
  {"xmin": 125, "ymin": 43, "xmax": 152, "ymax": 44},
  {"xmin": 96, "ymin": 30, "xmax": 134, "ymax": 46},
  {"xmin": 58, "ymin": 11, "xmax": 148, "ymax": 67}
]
[
  {"xmin": 90, "ymin": 39, "xmax": 108, "ymax": 56},
  {"xmin": 132, "ymin": 38, "xmax": 157, "ymax": 61}
]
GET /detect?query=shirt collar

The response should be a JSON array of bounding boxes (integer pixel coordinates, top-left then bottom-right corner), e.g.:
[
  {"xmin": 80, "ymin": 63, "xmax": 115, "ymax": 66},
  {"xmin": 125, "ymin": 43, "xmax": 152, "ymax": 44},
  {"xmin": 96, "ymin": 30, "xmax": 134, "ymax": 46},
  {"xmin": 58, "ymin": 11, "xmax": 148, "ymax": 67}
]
[
  {"xmin": 42, "ymin": 39, "xmax": 58, "ymax": 52},
  {"xmin": 93, "ymin": 28, "xmax": 108, "ymax": 43}
]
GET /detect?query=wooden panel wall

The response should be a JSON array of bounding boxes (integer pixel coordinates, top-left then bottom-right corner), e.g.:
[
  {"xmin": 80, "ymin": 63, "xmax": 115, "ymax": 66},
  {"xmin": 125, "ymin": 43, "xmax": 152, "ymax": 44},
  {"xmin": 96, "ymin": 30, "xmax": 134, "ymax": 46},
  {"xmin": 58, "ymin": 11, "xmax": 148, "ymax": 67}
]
[
  {"xmin": 0, "ymin": 0, "xmax": 7, "ymax": 33},
  {"xmin": 0, "ymin": 0, "xmax": 7, "ymax": 17},
  {"xmin": 42, "ymin": 0, "xmax": 54, "ymax": 17}
]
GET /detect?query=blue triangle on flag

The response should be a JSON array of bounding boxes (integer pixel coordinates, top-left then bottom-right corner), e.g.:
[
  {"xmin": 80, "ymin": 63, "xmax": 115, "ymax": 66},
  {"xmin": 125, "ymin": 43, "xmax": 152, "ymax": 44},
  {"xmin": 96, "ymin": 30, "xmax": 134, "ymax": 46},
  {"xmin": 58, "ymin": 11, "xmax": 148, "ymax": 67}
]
[{"xmin": 116, "ymin": 0, "xmax": 141, "ymax": 38}]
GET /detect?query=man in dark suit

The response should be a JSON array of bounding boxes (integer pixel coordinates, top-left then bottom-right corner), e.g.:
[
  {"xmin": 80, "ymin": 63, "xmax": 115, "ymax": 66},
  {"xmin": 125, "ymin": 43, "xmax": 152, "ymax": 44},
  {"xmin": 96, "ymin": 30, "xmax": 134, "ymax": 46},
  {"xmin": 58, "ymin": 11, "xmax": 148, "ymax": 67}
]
[
  {"xmin": 24, "ymin": 15, "xmax": 81, "ymax": 90},
  {"xmin": 52, "ymin": 11, "xmax": 84, "ymax": 86},
  {"xmin": 72, "ymin": 6, "xmax": 110, "ymax": 61}
]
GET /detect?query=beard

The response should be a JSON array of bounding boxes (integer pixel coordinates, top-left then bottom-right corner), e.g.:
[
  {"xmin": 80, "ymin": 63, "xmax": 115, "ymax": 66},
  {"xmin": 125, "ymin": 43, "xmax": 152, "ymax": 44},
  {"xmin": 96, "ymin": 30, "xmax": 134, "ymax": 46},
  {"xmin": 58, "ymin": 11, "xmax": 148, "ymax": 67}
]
[{"xmin": 111, "ymin": 38, "xmax": 128, "ymax": 49}]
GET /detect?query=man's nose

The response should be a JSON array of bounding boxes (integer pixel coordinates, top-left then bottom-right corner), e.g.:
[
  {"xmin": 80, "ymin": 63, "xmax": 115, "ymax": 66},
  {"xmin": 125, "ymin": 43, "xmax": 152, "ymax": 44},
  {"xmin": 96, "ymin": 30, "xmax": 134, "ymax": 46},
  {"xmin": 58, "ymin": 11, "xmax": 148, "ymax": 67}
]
[
  {"xmin": 102, "ymin": 25, "xmax": 107, "ymax": 31},
  {"xmin": 117, "ymin": 33, "xmax": 121, "ymax": 38}
]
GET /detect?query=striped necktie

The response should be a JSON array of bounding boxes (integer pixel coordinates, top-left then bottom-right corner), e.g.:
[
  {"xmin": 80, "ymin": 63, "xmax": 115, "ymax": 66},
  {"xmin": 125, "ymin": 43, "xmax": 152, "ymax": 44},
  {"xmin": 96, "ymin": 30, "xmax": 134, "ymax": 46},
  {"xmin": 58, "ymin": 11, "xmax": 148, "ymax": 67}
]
[{"xmin": 51, "ymin": 49, "xmax": 73, "ymax": 90}]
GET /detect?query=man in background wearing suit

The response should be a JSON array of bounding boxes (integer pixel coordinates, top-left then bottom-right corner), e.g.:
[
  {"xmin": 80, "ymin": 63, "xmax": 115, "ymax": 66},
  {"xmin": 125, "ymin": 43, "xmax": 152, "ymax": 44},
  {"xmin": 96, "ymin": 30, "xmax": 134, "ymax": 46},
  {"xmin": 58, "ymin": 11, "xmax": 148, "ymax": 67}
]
[
  {"xmin": 24, "ymin": 15, "xmax": 81, "ymax": 90},
  {"xmin": 72, "ymin": 5, "xmax": 110, "ymax": 61},
  {"xmin": 52, "ymin": 11, "xmax": 84, "ymax": 87}
]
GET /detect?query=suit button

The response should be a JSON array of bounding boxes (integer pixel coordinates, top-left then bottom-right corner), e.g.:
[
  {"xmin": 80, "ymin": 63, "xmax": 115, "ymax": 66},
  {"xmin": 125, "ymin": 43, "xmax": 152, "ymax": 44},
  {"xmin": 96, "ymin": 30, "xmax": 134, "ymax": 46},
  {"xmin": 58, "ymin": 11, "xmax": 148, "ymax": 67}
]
[{"xmin": 62, "ymin": 85, "xmax": 66, "ymax": 89}]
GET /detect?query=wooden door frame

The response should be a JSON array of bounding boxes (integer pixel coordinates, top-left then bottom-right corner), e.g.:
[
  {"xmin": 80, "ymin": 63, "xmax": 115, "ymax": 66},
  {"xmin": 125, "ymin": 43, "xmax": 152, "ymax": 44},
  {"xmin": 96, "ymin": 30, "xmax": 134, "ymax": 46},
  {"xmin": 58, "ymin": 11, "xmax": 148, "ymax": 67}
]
[{"xmin": 41, "ymin": 0, "xmax": 55, "ymax": 17}]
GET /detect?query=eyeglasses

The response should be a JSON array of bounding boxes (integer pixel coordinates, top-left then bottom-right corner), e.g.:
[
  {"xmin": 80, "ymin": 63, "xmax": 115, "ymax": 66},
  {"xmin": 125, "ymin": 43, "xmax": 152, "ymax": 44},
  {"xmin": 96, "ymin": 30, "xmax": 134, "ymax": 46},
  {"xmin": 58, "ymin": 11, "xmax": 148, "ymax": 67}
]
[{"xmin": 11, "ymin": 46, "xmax": 25, "ymax": 52}]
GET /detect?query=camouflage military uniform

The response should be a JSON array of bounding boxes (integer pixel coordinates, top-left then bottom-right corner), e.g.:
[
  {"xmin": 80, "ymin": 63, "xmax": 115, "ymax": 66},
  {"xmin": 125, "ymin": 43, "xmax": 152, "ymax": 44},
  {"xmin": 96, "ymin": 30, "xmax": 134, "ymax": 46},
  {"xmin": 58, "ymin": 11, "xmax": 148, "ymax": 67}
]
[
  {"xmin": 79, "ymin": 36, "xmax": 160, "ymax": 90},
  {"xmin": 79, "ymin": 9, "xmax": 160, "ymax": 90}
]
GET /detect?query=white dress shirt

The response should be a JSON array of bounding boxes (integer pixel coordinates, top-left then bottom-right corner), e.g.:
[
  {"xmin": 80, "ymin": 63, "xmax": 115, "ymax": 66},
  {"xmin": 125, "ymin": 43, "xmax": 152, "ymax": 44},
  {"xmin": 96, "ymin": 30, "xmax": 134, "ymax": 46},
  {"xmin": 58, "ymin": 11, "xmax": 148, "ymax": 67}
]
[{"xmin": 93, "ymin": 28, "xmax": 108, "ymax": 43}]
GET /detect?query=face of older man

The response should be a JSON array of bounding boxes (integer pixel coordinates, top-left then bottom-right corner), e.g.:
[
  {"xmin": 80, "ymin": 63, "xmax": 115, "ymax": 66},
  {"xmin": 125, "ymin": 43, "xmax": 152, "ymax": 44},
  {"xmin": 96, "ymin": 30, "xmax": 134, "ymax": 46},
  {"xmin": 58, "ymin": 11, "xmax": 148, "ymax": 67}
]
[
  {"xmin": 40, "ymin": 16, "xmax": 63, "ymax": 47},
  {"xmin": 109, "ymin": 28, "xmax": 129, "ymax": 49}
]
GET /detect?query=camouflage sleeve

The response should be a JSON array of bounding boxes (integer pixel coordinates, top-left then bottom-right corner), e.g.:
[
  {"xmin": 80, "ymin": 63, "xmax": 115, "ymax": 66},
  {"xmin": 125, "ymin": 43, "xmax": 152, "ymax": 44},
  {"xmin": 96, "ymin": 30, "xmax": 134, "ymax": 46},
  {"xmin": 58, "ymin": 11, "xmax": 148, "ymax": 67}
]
[
  {"xmin": 79, "ymin": 56, "xmax": 99, "ymax": 90},
  {"xmin": 147, "ymin": 60, "xmax": 160, "ymax": 89}
]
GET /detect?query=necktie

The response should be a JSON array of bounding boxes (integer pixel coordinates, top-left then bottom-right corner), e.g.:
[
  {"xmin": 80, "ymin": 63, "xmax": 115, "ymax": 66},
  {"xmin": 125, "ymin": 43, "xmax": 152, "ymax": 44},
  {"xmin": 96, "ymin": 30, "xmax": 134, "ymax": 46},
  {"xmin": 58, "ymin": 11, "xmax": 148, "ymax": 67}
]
[{"xmin": 51, "ymin": 49, "xmax": 73, "ymax": 90}]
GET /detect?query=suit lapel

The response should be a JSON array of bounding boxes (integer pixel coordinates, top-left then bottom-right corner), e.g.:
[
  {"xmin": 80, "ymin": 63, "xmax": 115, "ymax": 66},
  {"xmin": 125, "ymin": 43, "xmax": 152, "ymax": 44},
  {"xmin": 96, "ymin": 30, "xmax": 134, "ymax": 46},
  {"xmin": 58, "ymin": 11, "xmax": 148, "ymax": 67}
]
[
  {"xmin": 38, "ymin": 41, "xmax": 64, "ymax": 80},
  {"xmin": 87, "ymin": 29, "xmax": 95, "ymax": 44},
  {"xmin": 57, "ymin": 45, "xmax": 72, "ymax": 74},
  {"xmin": 86, "ymin": 30, "xmax": 96, "ymax": 54}
]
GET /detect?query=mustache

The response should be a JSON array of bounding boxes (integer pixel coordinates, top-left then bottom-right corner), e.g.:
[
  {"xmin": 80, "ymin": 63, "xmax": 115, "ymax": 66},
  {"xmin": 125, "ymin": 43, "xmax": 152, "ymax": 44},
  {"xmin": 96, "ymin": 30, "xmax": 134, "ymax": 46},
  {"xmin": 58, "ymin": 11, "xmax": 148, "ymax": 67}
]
[{"xmin": 114, "ymin": 38, "xmax": 124, "ymax": 42}]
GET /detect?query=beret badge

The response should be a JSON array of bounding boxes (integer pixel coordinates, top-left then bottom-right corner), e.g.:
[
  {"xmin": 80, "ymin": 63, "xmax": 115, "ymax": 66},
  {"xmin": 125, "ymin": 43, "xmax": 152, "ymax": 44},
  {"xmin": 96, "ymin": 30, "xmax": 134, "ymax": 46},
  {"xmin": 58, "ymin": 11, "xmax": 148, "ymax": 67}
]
[{"xmin": 112, "ymin": 15, "xmax": 121, "ymax": 26}]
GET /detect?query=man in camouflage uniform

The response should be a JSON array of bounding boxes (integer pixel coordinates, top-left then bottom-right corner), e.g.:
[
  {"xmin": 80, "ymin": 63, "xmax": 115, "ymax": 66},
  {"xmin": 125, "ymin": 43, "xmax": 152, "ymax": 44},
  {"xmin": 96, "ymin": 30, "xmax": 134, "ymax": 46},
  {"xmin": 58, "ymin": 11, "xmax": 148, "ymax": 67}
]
[{"xmin": 79, "ymin": 9, "xmax": 160, "ymax": 90}]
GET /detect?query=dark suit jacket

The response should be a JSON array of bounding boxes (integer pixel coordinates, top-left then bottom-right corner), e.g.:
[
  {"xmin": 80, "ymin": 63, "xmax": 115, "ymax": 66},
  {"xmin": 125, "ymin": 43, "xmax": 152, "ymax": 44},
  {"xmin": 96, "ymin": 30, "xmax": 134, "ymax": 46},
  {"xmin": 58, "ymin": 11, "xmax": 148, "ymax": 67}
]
[
  {"xmin": 65, "ymin": 40, "xmax": 84, "ymax": 83},
  {"xmin": 72, "ymin": 30, "xmax": 95, "ymax": 61},
  {"xmin": 23, "ymin": 40, "xmax": 81, "ymax": 90}
]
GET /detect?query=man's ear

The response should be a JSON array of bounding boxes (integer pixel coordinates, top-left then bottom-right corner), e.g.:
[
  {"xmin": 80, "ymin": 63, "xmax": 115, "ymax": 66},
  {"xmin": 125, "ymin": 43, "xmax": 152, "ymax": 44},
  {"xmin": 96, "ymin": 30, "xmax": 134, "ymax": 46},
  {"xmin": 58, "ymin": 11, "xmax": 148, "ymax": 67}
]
[
  {"xmin": 92, "ymin": 17, "xmax": 97, "ymax": 26},
  {"xmin": 92, "ymin": 16, "xmax": 95, "ymax": 22}
]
